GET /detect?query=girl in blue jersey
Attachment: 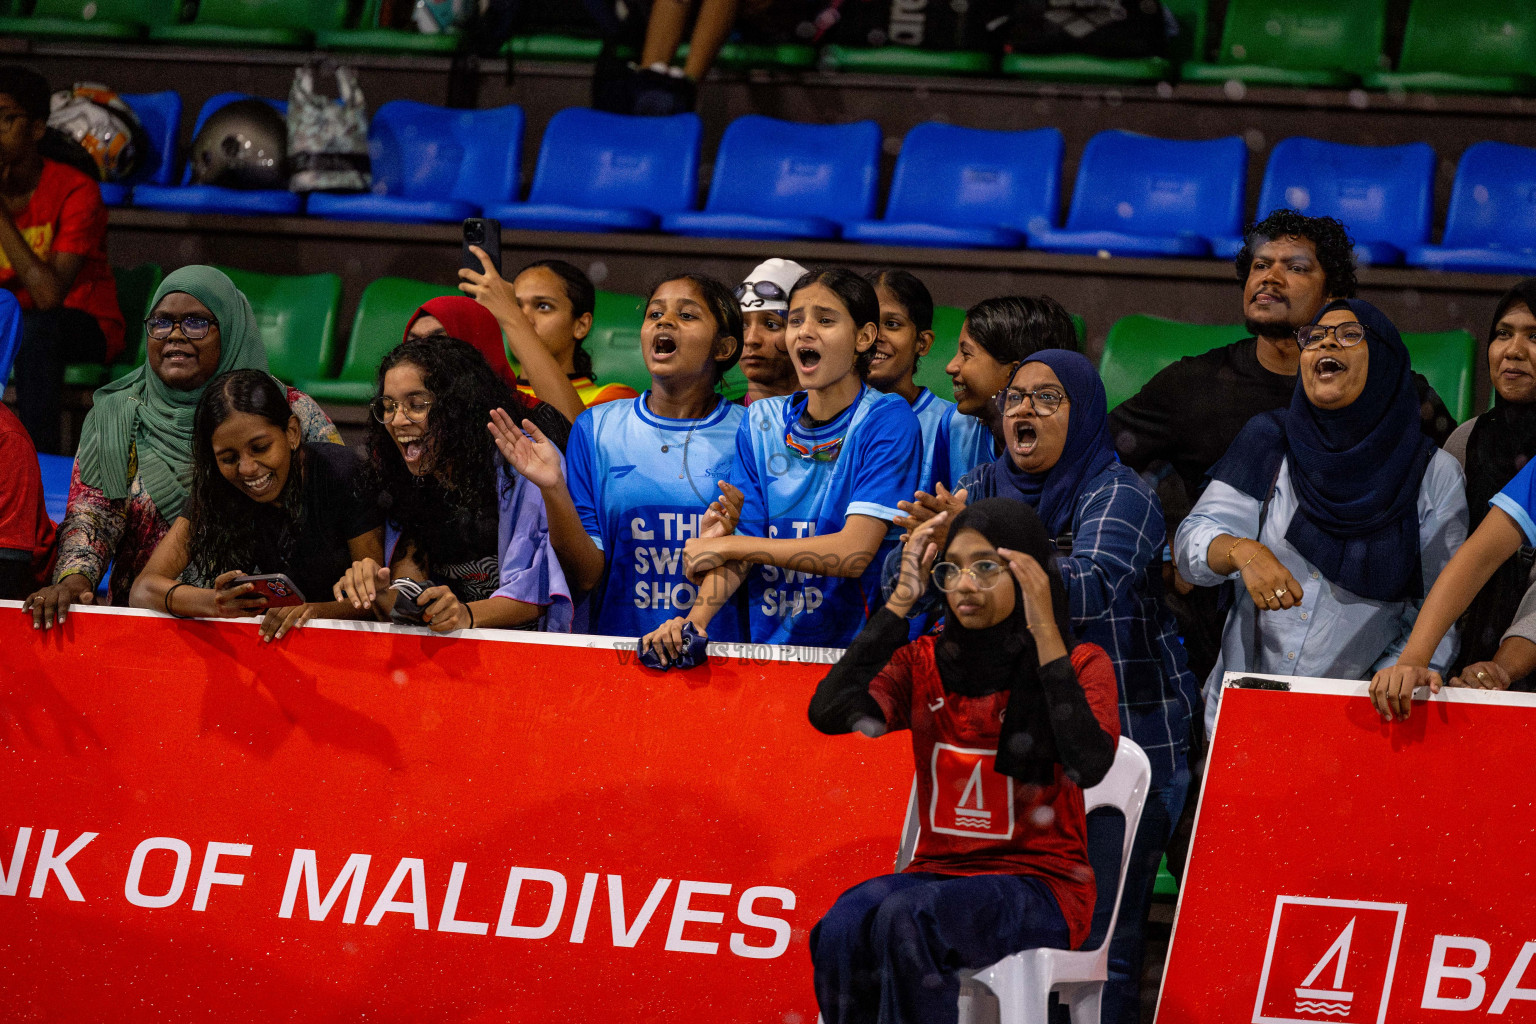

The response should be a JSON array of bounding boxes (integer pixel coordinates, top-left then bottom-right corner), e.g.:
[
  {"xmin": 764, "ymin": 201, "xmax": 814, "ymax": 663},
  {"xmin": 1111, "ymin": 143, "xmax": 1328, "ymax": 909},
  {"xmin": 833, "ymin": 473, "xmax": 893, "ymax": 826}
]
[
  {"xmin": 641, "ymin": 268, "xmax": 923, "ymax": 657},
  {"xmin": 865, "ymin": 269, "xmax": 955, "ymax": 495},
  {"xmin": 490, "ymin": 274, "xmax": 749, "ymax": 640}
]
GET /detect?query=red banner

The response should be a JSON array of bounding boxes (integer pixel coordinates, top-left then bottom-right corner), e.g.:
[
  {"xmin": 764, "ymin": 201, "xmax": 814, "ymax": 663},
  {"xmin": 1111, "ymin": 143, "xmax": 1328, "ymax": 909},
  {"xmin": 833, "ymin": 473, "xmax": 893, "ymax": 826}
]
[
  {"xmin": 1158, "ymin": 676, "xmax": 1536, "ymax": 1023},
  {"xmin": 0, "ymin": 604, "xmax": 911, "ymax": 1023}
]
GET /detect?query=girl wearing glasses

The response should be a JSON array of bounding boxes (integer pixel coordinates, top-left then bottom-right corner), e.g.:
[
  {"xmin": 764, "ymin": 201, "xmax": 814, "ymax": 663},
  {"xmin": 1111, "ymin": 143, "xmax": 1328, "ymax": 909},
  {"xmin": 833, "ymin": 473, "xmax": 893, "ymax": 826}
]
[
  {"xmin": 488, "ymin": 274, "xmax": 749, "ymax": 641},
  {"xmin": 128, "ymin": 370, "xmax": 382, "ymax": 640},
  {"xmin": 640, "ymin": 268, "xmax": 921, "ymax": 656},
  {"xmin": 1372, "ymin": 282, "xmax": 1536, "ymax": 718},
  {"xmin": 336, "ymin": 338, "xmax": 572, "ymax": 633},
  {"xmin": 807, "ymin": 500, "xmax": 1119, "ymax": 1024},
  {"xmin": 23, "ymin": 266, "xmax": 341, "ymax": 629},
  {"xmin": 1176, "ymin": 299, "xmax": 1466, "ymax": 727}
]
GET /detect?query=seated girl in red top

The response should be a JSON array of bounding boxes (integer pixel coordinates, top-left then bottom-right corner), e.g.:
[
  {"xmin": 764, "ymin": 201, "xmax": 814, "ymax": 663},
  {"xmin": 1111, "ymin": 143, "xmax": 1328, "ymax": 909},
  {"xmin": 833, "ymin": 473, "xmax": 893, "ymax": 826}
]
[{"xmin": 807, "ymin": 498, "xmax": 1120, "ymax": 1024}]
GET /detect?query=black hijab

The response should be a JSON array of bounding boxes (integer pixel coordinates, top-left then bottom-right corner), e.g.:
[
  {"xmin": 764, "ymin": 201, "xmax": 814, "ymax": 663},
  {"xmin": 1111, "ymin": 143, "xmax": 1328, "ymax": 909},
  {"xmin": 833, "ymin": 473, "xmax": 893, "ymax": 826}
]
[
  {"xmin": 1461, "ymin": 280, "xmax": 1536, "ymax": 664},
  {"xmin": 935, "ymin": 498, "xmax": 1076, "ymax": 784},
  {"xmin": 1209, "ymin": 299, "xmax": 1436, "ymax": 602}
]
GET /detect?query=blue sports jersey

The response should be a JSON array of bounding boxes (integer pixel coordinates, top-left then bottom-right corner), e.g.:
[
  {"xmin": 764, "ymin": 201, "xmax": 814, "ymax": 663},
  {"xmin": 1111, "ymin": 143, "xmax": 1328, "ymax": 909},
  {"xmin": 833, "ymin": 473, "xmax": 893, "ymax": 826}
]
[
  {"xmin": 1495, "ymin": 457, "xmax": 1536, "ymax": 546},
  {"xmin": 732, "ymin": 386, "xmax": 921, "ymax": 648},
  {"xmin": 567, "ymin": 393, "xmax": 746, "ymax": 640},
  {"xmin": 947, "ymin": 412, "xmax": 998, "ymax": 491},
  {"xmin": 910, "ymin": 387, "xmax": 959, "ymax": 493}
]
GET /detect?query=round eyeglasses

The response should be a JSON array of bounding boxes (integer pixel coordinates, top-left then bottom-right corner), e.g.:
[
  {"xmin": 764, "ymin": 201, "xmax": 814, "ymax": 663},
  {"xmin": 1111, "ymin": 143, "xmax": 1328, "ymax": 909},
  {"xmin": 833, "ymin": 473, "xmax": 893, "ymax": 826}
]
[
  {"xmin": 1296, "ymin": 321, "xmax": 1367, "ymax": 349},
  {"xmin": 145, "ymin": 314, "xmax": 219, "ymax": 340},
  {"xmin": 370, "ymin": 395, "xmax": 434, "ymax": 424},
  {"xmin": 931, "ymin": 559, "xmax": 1008, "ymax": 593},
  {"xmin": 999, "ymin": 387, "xmax": 1066, "ymax": 416}
]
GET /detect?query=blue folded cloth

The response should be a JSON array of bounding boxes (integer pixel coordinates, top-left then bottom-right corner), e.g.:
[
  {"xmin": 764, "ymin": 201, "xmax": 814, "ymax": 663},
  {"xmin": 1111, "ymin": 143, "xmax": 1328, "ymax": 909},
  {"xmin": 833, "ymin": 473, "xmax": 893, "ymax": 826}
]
[{"xmin": 637, "ymin": 621, "xmax": 710, "ymax": 670}]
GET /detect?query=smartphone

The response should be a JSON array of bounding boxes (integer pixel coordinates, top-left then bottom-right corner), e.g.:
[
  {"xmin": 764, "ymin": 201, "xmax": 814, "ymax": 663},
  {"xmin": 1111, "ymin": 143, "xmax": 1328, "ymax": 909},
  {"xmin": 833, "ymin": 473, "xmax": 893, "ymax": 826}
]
[
  {"xmin": 232, "ymin": 573, "xmax": 306, "ymax": 607},
  {"xmin": 462, "ymin": 217, "xmax": 502, "ymax": 276}
]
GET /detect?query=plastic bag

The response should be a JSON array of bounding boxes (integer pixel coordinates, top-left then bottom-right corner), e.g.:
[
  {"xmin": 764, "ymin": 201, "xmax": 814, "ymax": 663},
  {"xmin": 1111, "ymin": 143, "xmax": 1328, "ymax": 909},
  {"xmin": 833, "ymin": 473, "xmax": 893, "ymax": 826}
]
[{"xmin": 286, "ymin": 59, "xmax": 371, "ymax": 194}]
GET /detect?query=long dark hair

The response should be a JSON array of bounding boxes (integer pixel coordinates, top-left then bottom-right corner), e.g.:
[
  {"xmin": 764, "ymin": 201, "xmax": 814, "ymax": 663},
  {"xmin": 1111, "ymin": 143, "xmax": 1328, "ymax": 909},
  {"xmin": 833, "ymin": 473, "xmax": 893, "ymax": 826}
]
[
  {"xmin": 357, "ymin": 338, "xmax": 525, "ymax": 568},
  {"xmin": 790, "ymin": 267, "xmax": 881, "ymax": 379},
  {"xmin": 646, "ymin": 273, "xmax": 744, "ymax": 382},
  {"xmin": 184, "ymin": 369, "xmax": 303, "ymax": 583},
  {"xmin": 518, "ymin": 258, "xmax": 597, "ymax": 379}
]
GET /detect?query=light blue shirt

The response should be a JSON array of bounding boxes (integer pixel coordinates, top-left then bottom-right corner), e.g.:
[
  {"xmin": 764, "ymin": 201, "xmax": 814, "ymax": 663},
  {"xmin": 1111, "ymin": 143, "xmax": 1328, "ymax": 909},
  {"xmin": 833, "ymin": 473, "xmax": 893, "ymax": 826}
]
[
  {"xmin": 1175, "ymin": 449, "xmax": 1468, "ymax": 734},
  {"xmin": 909, "ymin": 387, "xmax": 958, "ymax": 494},
  {"xmin": 947, "ymin": 412, "xmax": 997, "ymax": 492}
]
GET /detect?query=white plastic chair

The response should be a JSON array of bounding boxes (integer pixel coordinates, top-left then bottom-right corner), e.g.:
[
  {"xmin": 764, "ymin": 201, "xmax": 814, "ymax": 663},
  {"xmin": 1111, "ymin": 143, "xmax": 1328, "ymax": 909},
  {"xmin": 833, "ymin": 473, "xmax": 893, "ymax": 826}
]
[{"xmin": 966, "ymin": 738, "xmax": 1153, "ymax": 1024}]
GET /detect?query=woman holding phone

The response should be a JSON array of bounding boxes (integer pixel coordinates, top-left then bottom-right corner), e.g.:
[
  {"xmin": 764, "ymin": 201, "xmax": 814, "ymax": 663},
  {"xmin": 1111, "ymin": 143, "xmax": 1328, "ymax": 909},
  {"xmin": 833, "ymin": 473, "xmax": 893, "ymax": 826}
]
[
  {"xmin": 129, "ymin": 369, "xmax": 382, "ymax": 640},
  {"xmin": 336, "ymin": 337, "xmax": 573, "ymax": 634}
]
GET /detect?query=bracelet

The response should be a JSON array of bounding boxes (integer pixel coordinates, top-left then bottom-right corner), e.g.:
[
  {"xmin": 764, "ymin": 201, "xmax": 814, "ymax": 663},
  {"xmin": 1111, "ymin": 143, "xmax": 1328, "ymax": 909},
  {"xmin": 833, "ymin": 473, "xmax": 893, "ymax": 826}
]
[
  {"xmin": 467, "ymin": 603, "xmax": 475, "ymax": 630},
  {"xmin": 1226, "ymin": 537, "xmax": 1260, "ymax": 572},
  {"xmin": 164, "ymin": 582, "xmax": 191, "ymax": 619}
]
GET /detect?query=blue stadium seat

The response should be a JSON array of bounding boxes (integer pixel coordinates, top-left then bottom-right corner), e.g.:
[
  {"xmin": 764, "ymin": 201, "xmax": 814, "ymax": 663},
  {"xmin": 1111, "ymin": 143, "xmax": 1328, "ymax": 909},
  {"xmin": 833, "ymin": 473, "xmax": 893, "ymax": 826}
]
[
  {"xmin": 1027, "ymin": 131, "xmax": 1247, "ymax": 258},
  {"xmin": 842, "ymin": 124, "xmax": 1064, "ymax": 249},
  {"xmin": 0, "ymin": 289, "xmax": 20, "ymax": 386},
  {"xmin": 37, "ymin": 454, "xmax": 74, "ymax": 526},
  {"xmin": 1408, "ymin": 142, "xmax": 1536, "ymax": 274},
  {"xmin": 1210, "ymin": 138, "xmax": 1437, "ymax": 265},
  {"xmin": 308, "ymin": 101, "xmax": 524, "ymax": 224},
  {"xmin": 99, "ymin": 89, "xmax": 182, "ymax": 207},
  {"xmin": 131, "ymin": 93, "xmax": 302, "ymax": 215},
  {"xmin": 660, "ymin": 115, "xmax": 881, "ymax": 240},
  {"xmin": 485, "ymin": 108, "xmax": 700, "ymax": 233}
]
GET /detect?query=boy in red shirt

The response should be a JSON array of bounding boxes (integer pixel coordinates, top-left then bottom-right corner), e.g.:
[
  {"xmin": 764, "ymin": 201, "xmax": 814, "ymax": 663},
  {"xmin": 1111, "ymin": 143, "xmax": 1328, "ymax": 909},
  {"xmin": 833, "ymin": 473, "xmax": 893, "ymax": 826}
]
[
  {"xmin": 0, "ymin": 65, "xmax": 122, "ymax": 454},
  {"xmin": 0, "ymin": 401, "xmax": 56, "ymax": 598},
  {"xmin": 808, "ymin": 500, "xmax": 1120, "ymax": 1024}
]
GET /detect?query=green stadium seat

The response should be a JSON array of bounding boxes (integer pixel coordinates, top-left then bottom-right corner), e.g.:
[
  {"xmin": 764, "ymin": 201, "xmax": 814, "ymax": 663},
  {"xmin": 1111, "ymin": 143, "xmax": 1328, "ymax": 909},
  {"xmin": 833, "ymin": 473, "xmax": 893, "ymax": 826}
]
[
  {"xmin": 1180, "ymin": 0, "xmax": 1386, "ymax": 87},
  {"xmin": 0, "ymin": 0, "xmax": 177, "ymax": 39},
  {"xmin": 914, "ymin": 306, "xmax": 1086, "ymax": 401},
  {"xmin": 504, "ymin": 34, "xmax": 604, "ymax": 61},
  {"xmin": 584, "ymin": 291, "xmax": 648, "ymax": 395},
  {"xmin": 682, "ymin": 40, "xmax": 816, "ymax": 70},
  {"xmin": 1003, "ymin": 0, "xmax": 1208, "ymax": 83},
  {"xmin": 818, "ymin": 46, "xmax": 994, "ymax": 76},
  {"xmin": 148, "ymin": 0, "xmax": 349, "ymax": 48},
  {"xmin": 296, "ymin": 277, "xmax": 454, "ymax": 404},
  {"xmin": 1404, "ymin": 328, "xmax": 1476, "ymax": 423},
  {"xmin": 60, "ymin": 263, "xmax": 162, "ymax": 389},
  {"xmin": 316, "ymin": 0, "xmax": 460, "ymax": 53},
  {"xmin": 1100, "ymin": 315, "xmax": 1248, "ymax": 411},
  {"xmin": 1364, "ymin": 0, "xmax": 1536, "ymax": 96},
  {"xmin": 216, "ymin": 267, "xmax": 342, "ymax": 386}
]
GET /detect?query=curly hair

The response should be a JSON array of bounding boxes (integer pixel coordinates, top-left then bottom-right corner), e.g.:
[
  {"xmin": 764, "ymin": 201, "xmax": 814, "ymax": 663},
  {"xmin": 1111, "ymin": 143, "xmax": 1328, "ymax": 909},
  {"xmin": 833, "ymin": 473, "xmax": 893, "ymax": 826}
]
[
  {"xmin": 790, "ymin": 267, "xmax": 882, "ymax": 379},
  {"xmin": 184, "ymin": 369, "xmax": 304, "ymax": 584},
  {"xmin": 1235, "ymin": 209, "xmax": 1358, "ymax": 299},
  {"xmin": 357, "ymin": 338, "xmax": 529, "ymax": 572}
]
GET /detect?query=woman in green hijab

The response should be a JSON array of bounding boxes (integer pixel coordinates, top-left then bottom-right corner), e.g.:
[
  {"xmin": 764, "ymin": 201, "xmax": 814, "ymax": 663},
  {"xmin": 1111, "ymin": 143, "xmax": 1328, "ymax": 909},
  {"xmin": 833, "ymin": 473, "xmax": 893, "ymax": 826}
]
[{"xmin": 23, "ymin": 266, "xmax": 342, "ymax": 627}]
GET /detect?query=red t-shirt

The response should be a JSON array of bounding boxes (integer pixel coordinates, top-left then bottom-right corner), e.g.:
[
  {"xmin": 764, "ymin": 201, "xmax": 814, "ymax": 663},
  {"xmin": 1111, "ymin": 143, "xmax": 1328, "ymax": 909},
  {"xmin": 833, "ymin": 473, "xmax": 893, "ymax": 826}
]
[
  {"xmin": 0, "ymin": 404, "xmax": 57, "ymax": 585},
  {"xmin": 1, "ymin": 159, "xmax": 124, "ymax": 362},
  {"xmin": 868, "ymin": 639, "xmax": 1121, "ymax": 950}
]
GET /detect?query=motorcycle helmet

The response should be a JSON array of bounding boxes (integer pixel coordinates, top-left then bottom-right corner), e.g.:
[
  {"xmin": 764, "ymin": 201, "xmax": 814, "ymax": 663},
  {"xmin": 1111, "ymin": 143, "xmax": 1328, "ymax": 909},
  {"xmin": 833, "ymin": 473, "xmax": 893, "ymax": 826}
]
[
  {"xmin": 189, "ymin": 98, "xmax": 288, "ymax": 191},
  {"xmin": 46, "ymin": 82, "xmax": 143, "ymax": 183}
]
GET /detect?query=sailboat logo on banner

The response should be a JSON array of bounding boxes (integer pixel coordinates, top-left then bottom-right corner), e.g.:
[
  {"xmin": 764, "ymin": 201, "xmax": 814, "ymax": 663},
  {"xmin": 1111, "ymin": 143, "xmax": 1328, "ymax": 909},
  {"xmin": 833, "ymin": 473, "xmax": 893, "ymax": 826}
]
[{"xmin": 1253, "ymin": 896, "xmax": 1407, "ymax": 1024}]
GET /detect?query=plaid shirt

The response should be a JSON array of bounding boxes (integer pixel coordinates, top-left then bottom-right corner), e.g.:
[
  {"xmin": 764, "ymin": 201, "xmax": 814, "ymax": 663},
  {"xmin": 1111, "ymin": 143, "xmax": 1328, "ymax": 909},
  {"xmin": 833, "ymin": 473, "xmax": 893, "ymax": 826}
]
[{"xmin": 965, "ymin": 460, "xmax": 1201, "ymax": 775}]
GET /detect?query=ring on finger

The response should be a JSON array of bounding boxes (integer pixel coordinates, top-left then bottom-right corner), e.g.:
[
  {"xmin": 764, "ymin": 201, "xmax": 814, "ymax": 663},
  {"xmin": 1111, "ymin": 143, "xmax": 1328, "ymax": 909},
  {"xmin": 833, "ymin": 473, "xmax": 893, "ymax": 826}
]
[{"xmin": 1274, "ymin": 587, "xmax": 1288, "ymax": 599}]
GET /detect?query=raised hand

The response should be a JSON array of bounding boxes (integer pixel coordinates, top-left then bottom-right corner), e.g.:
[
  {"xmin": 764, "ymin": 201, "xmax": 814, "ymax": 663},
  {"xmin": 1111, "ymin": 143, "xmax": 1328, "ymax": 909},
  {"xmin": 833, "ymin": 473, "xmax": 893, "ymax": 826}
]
[{"xmin": 487, "ymin": 411, "xmax": 564, "ymax": 491}]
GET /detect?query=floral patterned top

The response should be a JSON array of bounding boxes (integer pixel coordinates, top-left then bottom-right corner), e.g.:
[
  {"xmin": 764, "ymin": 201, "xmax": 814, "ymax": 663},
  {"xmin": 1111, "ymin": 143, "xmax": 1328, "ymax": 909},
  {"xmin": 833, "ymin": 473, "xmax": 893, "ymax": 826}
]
[{"xmin": 52, "ymin": 387, "xmax": 342, "ymax": 606}]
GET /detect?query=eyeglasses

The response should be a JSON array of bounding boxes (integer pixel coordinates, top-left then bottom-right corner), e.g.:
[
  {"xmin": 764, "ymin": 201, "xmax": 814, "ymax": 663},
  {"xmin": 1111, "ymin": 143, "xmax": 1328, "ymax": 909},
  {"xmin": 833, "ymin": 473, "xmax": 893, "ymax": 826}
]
[
  {"xmin": 370, "ymin": 394, "xmax": 434, "ymax": 423},
  {"xmin": 736, "ymin": 280, "xmax": 787, "ymax": 309},
  {"xmin": 1296, "ymin": 321, "xmax": 1367, "ymax": 349},
  {"xmin": 999, "ymin": 387, "xmax": 1067, "ymax": 416},
  {"xmin": 145, "ymin": 314, "xmax": 219, "ymax": 340},
  {"xmin": 931, "ymin": 559, "xmax": 1008, "ymax": 593}
]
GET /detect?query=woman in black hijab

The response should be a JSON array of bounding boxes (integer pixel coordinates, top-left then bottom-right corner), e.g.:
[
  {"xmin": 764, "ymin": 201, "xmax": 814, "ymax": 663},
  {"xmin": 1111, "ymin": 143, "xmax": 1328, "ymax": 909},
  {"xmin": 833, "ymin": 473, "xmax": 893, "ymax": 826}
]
[{"xmin": 806, "ymin": 499, "xmax": 1119, "ymax": 1024}]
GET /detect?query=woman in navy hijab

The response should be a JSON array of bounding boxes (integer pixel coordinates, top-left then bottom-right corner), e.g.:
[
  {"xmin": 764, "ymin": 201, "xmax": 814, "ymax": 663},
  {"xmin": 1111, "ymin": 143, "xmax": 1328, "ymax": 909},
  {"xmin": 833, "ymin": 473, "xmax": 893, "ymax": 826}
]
[
  {"xmin": 1175, "ymin": 299, "xmax": 1467, "ymax": 728},
  {"xmin": 958, "ymin": 348, "xmax": 1199, "ymax": 1024}
]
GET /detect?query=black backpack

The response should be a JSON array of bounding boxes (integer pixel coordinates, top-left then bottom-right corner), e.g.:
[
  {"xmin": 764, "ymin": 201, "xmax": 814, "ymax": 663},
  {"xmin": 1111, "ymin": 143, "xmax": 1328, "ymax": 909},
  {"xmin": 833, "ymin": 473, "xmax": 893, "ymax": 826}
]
[{"xmin": 1003, "ymin": 0, "xmax": 1171, "ymax": 59}]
